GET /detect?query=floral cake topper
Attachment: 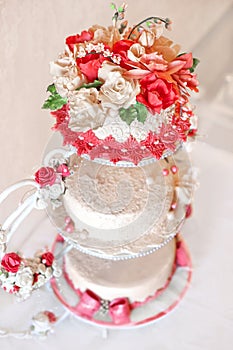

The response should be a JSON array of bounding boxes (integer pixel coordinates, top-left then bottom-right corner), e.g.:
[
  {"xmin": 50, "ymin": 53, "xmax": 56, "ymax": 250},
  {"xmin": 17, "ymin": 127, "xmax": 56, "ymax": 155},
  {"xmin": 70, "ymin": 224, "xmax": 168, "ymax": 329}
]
[{"xmin": 43, "ymin": 3, "xmax": 199, "ymax": 164}]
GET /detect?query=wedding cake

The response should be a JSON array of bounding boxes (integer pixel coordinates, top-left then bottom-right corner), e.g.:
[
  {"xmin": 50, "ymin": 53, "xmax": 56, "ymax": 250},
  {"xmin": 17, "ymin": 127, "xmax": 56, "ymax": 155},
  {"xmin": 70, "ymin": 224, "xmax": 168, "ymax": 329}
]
[
  {"xmin": 39, "ymin": 3, "xmax": 199, "ymax": 325},
  {"xmin": 0, "ymin": 4, "xmax": 200, "ymax": 334}
]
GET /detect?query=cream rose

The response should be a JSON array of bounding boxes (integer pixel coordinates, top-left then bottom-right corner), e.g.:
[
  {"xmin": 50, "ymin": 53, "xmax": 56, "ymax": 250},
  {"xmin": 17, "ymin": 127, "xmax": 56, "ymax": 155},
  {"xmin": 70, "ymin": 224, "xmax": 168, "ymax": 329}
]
[
  {"xmin": 98, "ymin": 62, "xmax": 140, "ymax": 110},
  {"xmin": 68, "ymin": 88, "xmax": 106, "ymax": 132},
  {"xmin": 127, "ymin": 43, "xmax": 145, "ymax": 62},
  {"xmin": 15, "ymin": 267, "xmax": 33, "ymax": 289},
  {"xmin": 54, "ymin": 75, "xmax": 86, "ymax": 98},
  {"xmin": 50, "ymin": 48, "xmax": 86, "ymax": 98},
  {"xmin": 89, "ymin": 25, "xmax": 120, "ymax": 47}
]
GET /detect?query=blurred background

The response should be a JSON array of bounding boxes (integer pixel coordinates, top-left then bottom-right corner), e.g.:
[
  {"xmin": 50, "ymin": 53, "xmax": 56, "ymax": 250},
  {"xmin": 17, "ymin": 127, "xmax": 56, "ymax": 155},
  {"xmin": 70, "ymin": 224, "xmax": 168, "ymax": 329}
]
[{"xmin": 0, "ymin": 0, "xmax": 232, "ymax": 188}]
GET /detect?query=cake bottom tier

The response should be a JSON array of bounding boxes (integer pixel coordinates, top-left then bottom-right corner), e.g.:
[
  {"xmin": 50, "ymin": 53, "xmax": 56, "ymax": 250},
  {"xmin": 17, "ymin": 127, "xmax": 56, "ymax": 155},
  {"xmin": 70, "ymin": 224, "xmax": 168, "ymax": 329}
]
[
  {"xmin": 51, "ymin": 236, "xmax": 191, "ymax": 326},
  {"xmin": 64, "ymin": 238, "xmax": 176, "ymax": 303}
]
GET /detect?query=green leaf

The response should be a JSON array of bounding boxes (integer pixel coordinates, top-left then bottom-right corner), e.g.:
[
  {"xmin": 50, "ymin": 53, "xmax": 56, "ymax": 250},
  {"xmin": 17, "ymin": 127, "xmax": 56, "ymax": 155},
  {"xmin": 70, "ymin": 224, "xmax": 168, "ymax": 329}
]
[
  {"xmin": 42, "ymin": 83, "xmax": 67, "ymax": 110},
  {"xmin": 118, "ymin": 6, "xmax": 124, "ymax": 12},
  {"xmin": 42, "ymin": 93, "xmax": 67, "ymax": 111},
  {"xmin": 119, "ymin": 103, "xmax": 148, "ymax": 125},
  {"xmin": 119, "ymin": 106, "xmax": 137, "ymax": 125},
  {"xmin": 76, "ymin": 80, "xmax": 103, "ymax": 91},
  {"xmin": 189, "ymin": 58, "xmax": 200, "ymax": 73},
  {"xmin": 47, "ymin": 83, "xmax": 56, "ymax": 95},
  {"xmin": 135, "ymin": 102, "xmax": 147, "ymax": 123}
]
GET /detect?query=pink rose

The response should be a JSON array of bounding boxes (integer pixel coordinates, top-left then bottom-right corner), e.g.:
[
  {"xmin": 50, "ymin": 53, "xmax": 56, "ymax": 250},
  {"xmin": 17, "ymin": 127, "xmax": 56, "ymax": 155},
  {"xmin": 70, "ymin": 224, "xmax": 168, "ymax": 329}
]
[
  {"xmin": 35, "ymin": 167, "xmax": 56, "ymax": 187},
  {"xmin": 41, "ymin": 252, "xmax": 54, "ymax": 267},
  {"xmin": 56, "ymin": 164, "xmax": 70, "ymax": 177},
  {"xmin": 1, "ymin": 252, "xmax": 21, "ymax": 273}
]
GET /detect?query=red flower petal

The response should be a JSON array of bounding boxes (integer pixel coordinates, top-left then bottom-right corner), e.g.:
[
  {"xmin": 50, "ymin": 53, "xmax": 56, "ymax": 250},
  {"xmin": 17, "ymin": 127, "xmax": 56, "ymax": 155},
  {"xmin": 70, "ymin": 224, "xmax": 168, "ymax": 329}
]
[{"xmin": 66, "ymin": 30, "xmax": 93, "ymax": 51}]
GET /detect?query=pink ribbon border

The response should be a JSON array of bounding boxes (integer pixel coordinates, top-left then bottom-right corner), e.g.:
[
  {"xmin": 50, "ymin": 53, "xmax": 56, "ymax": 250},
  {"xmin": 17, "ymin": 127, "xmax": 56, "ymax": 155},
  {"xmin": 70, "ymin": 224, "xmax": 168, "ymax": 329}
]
[{"xmin": 51, "ymin": 235, "xmax": 192, "ymax": 327}]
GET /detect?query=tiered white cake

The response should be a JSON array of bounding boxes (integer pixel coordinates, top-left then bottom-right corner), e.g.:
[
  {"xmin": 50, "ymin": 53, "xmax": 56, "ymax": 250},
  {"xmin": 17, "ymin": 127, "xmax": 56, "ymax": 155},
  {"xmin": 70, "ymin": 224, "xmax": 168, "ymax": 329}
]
[{"xmin": 42, "ymin": 6, "xmax": 199, "ymax": 323}]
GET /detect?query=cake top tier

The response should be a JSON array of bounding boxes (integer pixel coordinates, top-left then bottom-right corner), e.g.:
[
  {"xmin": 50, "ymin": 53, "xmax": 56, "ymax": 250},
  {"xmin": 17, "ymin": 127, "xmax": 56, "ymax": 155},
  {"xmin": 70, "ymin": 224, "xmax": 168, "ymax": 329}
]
[{"xmin": 43, "ymin": 4, "xmax": 199, "ymax": 166}]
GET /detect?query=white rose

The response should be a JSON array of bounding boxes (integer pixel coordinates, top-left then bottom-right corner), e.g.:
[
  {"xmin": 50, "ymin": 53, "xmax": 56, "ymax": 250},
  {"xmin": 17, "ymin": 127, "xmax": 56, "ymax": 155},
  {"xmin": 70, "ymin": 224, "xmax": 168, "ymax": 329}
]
[
  {"xmin": 15, "ymin": 267, "xmax": 33, "ymax": 288},
  {"xmin": 98, "ymin": 62, "xmax": 140, "ymax": 109},
  {"xmin": 68, "ymin": 88, "xmax": 106, "ymax": 132},
  {"xmin": 53, "ymin": 75, "xmax": 86, "ymax": 98},
  {"xmin": 50, "ymin": 49, "xmax": 86, "ymax": 98},
  {"xmin": 48, "ymin": 182, "xmax": 65, "ymax": 200},
  {"xmin": 35, "ymin": 188, "xmax": 50, "ymax": 210}
]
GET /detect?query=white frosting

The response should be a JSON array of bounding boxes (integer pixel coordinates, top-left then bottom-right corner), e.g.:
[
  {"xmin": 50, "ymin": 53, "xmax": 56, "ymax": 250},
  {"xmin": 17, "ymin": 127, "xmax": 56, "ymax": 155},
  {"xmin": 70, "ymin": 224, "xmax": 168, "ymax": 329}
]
[
  {"xmin": 46, "ymin": 147, "xmax": 194, "ymax": 258},
  {"xmin": 64, "ymin": 238, "xmax": 176, "ymax": 302},
  {"xmin": 63, "ymin": 155, "xmax": 172, "ymax": 231},
  {"xmin": 93, "ymin": 105, "xmax": 175, "ymax": 143}
]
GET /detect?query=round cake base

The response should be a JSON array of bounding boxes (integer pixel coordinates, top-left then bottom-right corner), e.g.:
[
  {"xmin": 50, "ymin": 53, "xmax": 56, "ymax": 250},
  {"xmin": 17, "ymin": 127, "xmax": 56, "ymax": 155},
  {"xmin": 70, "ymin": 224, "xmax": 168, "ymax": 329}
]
[{"xmin": 51, "ymin": 236, "xmax": 192, "ymax": 328}]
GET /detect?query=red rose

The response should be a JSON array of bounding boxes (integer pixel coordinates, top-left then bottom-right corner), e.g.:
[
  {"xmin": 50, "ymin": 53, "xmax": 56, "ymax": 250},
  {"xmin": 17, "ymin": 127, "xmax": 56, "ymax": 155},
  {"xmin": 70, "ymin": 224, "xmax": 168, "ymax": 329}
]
[
  {"xmin": 35, "ymin": 167, "xmax": 56, "ymax": 187},
  {"xmin": 113, "ymin": 40, "xmax": 134, "ymax": 54},
  {"xmin": 41, "ymin": 252, "xmax": 54, "ymax": 267},
  {"xmin": 137, "ymin": 74, "xmax": 179, "ymax": 114},
  {"xmin": 78, "ymin": 55, "xmax": 106, "ymax": 82},
  {"xmin": 66, "ymin": 30, "xmax": 93, "ymax": 51},
  {"xmin": 113, "ymin": 39, "xmax": 135, "ymax": 70},
  {"xmin": 1, "ymin": 252, "xmax": 21, "ymax": 273}
]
